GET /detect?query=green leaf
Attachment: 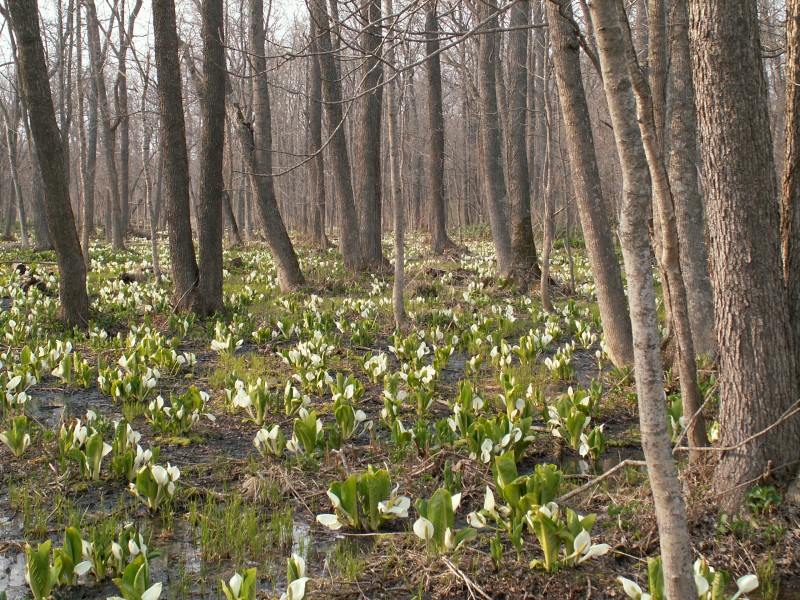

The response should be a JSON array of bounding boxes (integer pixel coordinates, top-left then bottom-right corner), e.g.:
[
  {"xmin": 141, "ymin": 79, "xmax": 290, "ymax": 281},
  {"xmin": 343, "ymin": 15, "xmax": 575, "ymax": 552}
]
[{"xmin": 25, "ymin": 540, "xmax": 54, "ymax": 600}]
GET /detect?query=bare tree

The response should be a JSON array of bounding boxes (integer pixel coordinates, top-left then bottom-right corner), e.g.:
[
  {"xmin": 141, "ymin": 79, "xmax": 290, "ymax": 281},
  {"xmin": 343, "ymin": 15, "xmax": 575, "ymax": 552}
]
[
  {"xmin": 587, "ymin": 1, "xmax": 696, "ymax": 596},
  {"xmin": 8, "ymin": 0, "xmax": 89, "ymax": 326},
  {"xmin": 546, "ymin": 0, "xmax": 635, "ymax": 368}
]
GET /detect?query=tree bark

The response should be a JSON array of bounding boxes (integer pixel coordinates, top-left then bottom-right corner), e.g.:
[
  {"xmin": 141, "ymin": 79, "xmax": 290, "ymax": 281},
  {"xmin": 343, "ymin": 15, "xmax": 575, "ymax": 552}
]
[
  {"xmin": 617, "ymin": 0, "xmax": 708, "ymax": 455},
  {"xmin": 425, "ymin": 2, "xmax": 457, "ymax": 255},
  {"xmin": 546, "ymin": 0, "xmax": 635, "ymax": 368},
  {"xmin": 690, "ymin": 0, "xmax": 800, "ymax": 510},
  {"xmin": 385, "ymin": 0, "xmax": 404, "ymax": 328},
  {"xmin": 666, "ymin": 0, "xmax": 715, "ymax": 357},
  {"xmin": 84, "ymin": 0, "xmax": 124, "ymax": 250},
  {"xmin": 782, "ymin": 0, "xmax": 800, "ymax": 363},
  {"xmin": 476, "ymin": 0, "xmax": 513, "ymax": 277},
  {"xmin": 0, "ymin": 93, "xmax": 29, "ymax": 248},
  {"xmin": 308, "ymin": 0, "xmax": 364, "ymax": 270},
  {"xmin": 196, "ymin": 0, "xmax": 226, "ymax": 314},
  {"xmin": 8, "ymin": 0, "xmax": 89, "ymax": 327},
  {"xmin": 307, "ymin": 24, "xmax": 330, "ymax": 250},
  {"xmin": 587, "ymin": 2, "xmax": 696, "ymax": 597},
  {"xmin": 507, "ymin": 0, "xmax": 541, "ymax": 289},
  {"xmin": 152, "ymin": 0, "xmax": 201, "ymax": 312},
  {"xmin": 355, "ymin": 0, "xmax": 387, "ymax": 268},
  {"xmin": 230, "ymin": 0, "xmax": 305, "ymax": 291}
]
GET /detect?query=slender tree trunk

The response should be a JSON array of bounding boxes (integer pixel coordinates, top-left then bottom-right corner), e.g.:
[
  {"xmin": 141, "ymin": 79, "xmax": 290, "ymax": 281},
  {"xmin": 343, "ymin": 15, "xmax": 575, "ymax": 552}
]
[
  {"xmin": 114, "ymin": 0, "xmax": 144, "ymax": 236},
  {"xmin": 9, "ymin": 0, "xmax": 89, "ymax": 327},
  {"xmin": 152, "ymin": 0, "xmax": 201, "ymax": 311},
  {"xmin": 385, "ymin": 0, "xmax": 404, "ymax": 328},
  {"xmin": 690, "ymin": 0, "xmax": 800, "ymax": 510},
  {"xmin": 355, "ymin": 0, "xmax": 387, "ymax": 268},
  {"xmin": 308, "ymin": 25, "xmax": 330, "ymax": 250},
  {"xmin": 617, "ymin": 0, "xmax": 708, "ymax": 455},
  {"xmin": 507, "ymin": 0, "xmax": 540, "ymax": 288},
  {"xmin": 587, "ymin": 2, "xmax": 696, "ymax": 597},
  {"xmin": 540, "ymin": 60, "xmax": 555, "ymax": 314},
  {"xmin": 782, "ymin": 0, "xmax": 800, "ymax": 362},
  {"xmin": 18, "ymin": 92, "xmax": 50, "ymax": 249},
  {"xmin": 85, "ymin": 0, "xmax": 124, "ymax": 250},
  {"xmin": 546, "ymin": 0, "xmax": 635, "ymax": 368},
  {"xmin": 231, "ymin": 0, "xmax": 305, "ymax": 291},
  {"xmin": 666, "ymin": 0, "xmax": 715, "ymax": 356},
  {"xmin": 477, "ymin": 0, "xmax": 513, "ymax": 277},
  {"xmin": 425, "ymin": 2, "xmax": 457, "ymax": 255},
  {"xmin": 0, "ymin": 96, "xmax": 29, "ymax": 248},
  {"xmin": 139, "ymin": 70, "xmax": 160, "ymax": 281},
  {"xmin": 195, "ymin": 0, "xmax": 226, "ymax": 314},
  {"xmin": 308, "ymin": 0, "xmax": 363, "ymax": 270}
]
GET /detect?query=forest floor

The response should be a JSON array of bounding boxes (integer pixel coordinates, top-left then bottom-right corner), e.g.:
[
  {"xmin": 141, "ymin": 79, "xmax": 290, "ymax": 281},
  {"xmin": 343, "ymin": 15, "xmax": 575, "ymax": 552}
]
[{"xmin": 0, "ymin": 231, "xmax": 798, "ymax": 599}]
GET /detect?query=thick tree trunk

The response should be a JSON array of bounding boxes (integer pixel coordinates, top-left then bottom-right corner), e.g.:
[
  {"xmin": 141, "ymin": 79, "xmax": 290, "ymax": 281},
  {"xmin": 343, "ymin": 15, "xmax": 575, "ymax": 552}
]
[
  {"xmin": 355, "ymin": 0, "xmax": 387, "ymax": 268},
  {"xmin": 477, "ymin": 0, "xmax": 513, "ymax": 277},
  {"xmin": 152, "ymin": 0, "xmax": 201, "ymax": 312},
  {"xmin": 588, "ymin": 2, "xmax": 696, "ymax": 597},
  {"xmin": 690, "ymin": 0, "xmax": 800, "ymax": 510},
  {"xmin": 18, "ymin": 92, "xmax": 50, "ymax": 250},
  {"xmin": 9, "ymin": 0, "xmax": 89, "ymax": 327},
  {"xmin": 782, "ymin": 0, "xmax": 800, "ymax": 363},
  {"xmin": 666, "ymin": 0, "xmax": 715, "ymax": 357},
  {"xmin": 308, "ymin": 0, "xmax": 364, "ymax": 270},
  {"xmin": 196, "ymin": 0, "xmax": 226, "ymax": 314},
  {"xmin": 507, "ymin": 0, "xmax": 540, "ymax": 289},
  {"xmin": 85, "ymin": 0, "xmax": 124, "ymax": 250},
  {"xmin": 425, "ymin": 2, "xmax": 457, "ymax": 255},
  {"xmin": 546, "ymin": 0, "xmax": 635, "ymax": 368}
]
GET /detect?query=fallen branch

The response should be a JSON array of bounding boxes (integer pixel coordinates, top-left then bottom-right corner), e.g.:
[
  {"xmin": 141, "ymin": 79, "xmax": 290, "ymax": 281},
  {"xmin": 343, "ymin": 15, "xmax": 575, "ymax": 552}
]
[{"xmin": 557, "ymin": 459, "xmax": 648, "ymax": 503}]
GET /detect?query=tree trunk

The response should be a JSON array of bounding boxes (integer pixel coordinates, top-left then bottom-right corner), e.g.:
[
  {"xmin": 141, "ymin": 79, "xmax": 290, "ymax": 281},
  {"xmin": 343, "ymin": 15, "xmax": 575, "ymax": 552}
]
[
  {"xmin": 308, "ymin": 25, "xmax": 330, "ymax": 250},
  {"xmin": 231, "ymin": 0, "xmax": 305, "ymax": 291},
  {"xmin": 477, "ymin": 0, "xmax": 513, "ymax": 277},
  {"xmin": 308, "ymin": 0, "xmax": 364, "ymax": 270},
  {"xmin": 18, "ymin": 90, "xmax": 50, "ymax": 250},
  {"xmin": 587, "ymin": 2, "xmax": 696, "ymax": 597},
  {"xmin": 782, "ymin": 0, "xmax": 800, "ymax": 363},
  {"xmin": 0, "ymin": 94, "xmax": 29, "ymax": 248},
  {"xmin": 507, "ymin": 0, "xmax": 540, "ymax": 289},
  {"xmin": 196, "ymin": 0, "xmax": 226, "ymax": 314},
  {"xmin": 9, "ymin": 0, "xmax": 89, "ymax": 327},
  {"xmin": 617, "ymin": 0, "xmax": 708, "ymax": 455},
  {"xmin": 85, "ymin": 0, "xmax": 124, "ymax": 250},
  {"xmin": 425, "ymin": 2, "xmax": 457, "ymax": 255},
  {"xmin": 152, "ymin": 0, "xmax": 201, "ymax": 312},
  {"xmin": 355, "ymin": 0, "xmax": 387, "ymax": 268},
  {"xmin": 546, "ymin": 0, "xmax": 635, "ymax": 368},
  {"xmin": 385, "ymin": 0, "xmax": 404, "ymax": 328},
  {"xmin": 690, "ymin": 0, "xmax": 800, "ymax": 510},
  {"xmin": 666, "ymin": 0, "xmax": 715, "ymax": 357},
  {"xmin": 540, "ymin": 59, "xmax": 555, "ymax": 315}
]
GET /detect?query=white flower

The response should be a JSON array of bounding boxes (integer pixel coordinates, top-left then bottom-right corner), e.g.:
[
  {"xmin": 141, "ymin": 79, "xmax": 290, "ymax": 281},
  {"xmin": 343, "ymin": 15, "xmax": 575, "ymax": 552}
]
[
  {"xmin": 280, "ymin": 577, "xmax": 309, "ymax": 600},
  {"xmin": 617, "ymin": 576, "xmax": 644, "ymax": 599},
  {"xmin": 316, "ymin": 514, "xmax": 343, "ymax": 530},
  {"xmin": 735, "ymin": 574, "xmax": 759, "ymax": 596},
  {"xmin": 467, "ymin": 511, "xmax": 487, "ymax": 528},
  {"xmin": 413, "ymin": 517, "xmax": 434, "ymax": 541}
]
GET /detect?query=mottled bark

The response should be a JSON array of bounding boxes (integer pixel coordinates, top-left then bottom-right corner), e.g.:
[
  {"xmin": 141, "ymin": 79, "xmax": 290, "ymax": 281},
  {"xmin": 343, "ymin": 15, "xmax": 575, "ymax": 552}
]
[
  {"xmin": 9, "ymin": 0, "xmax": 89, "ymax": 326},
  {"xmin": 308, "ymin": 25, "xmax": 330, "ymax": 250},
  {"xmin": 588, "ymin": 1, "xmax": 696, "ymax": 597},
  {"xmin": 547, "ymin": 0, "xmax": 635, "ymax": 368},
  {"xmin": 690, "ymin": 0, "xmax": 800, "ymax": 510},
  {"xmin": 0, "ymin": 94, "xmax": 29, "ymax": 247}
]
